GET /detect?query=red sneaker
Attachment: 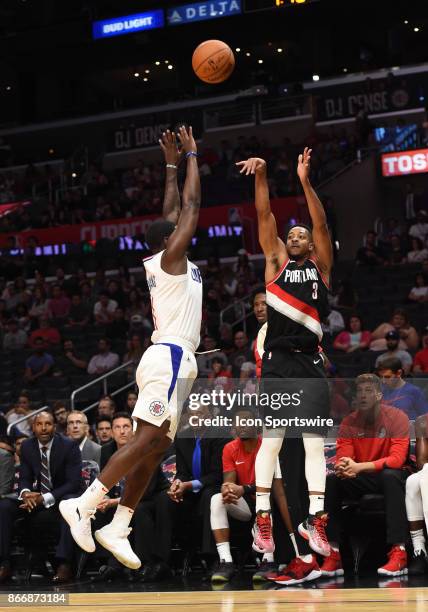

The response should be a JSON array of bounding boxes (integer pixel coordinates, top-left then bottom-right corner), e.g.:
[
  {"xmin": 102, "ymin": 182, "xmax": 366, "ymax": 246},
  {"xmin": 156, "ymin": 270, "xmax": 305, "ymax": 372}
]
[
  {"xmin": 252, "ymin": 511, "xmax": 275, "ymax": 554},
  {"xmin": 377, "ymin": 546, "xmax": 408, "ymax": 576},
  {"xmin": 270, "ymin": 555, "xmax": 322, "ymax": 586},
  {"xmin": 298, "ymin": 514, "xmax": 331, "ymax": 557},
  {"xmin": 320, "ymin": 548, "xmax": 344, "ymax": 577}
]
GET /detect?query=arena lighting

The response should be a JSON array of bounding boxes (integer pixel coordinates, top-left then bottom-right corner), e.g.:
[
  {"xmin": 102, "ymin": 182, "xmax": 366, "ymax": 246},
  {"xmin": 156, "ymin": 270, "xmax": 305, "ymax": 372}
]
[
  {"xmin": 48, "ymin": 148, "xmax": 55, "ymax": 154},
  {"xmin": 6, "ymin": 86, "xmax": 11, "ymax": 91},
  {"xmin": 168, "ymin": 65, "xmax": 173, "ymax": 69},
  {"xmin": 258, "ymin": 59, "xmax": 263, "ymax": 64},
  {"xmin": 235, "ymin": 47, "xmax": 241, "ymax": 52},
  {"xmin": 404, "ymin": 20, "xmax": 408, "ymax": 24},
  {"xmin": 71, "ymin": 172, "xmax": 77, "ymax": 178},
  {"xmin": 143, "ymin": 77, "xmax": 148, "ymax": 82},
  {"xmin": 246, "ymin": 52, "xmax": 251, "ymax": 56},
  {"xmin": 155, "ymin": 61, "xmax": 160, "ymax": 65},
  {"xmin": 164, "ymin": 60, "xmax": 169, "ymax": 64},
  {"xmin": 312, "ymin": 74, "xmax": 320, "ymax": 81},
  {"xmin": 343, "ymin": 68, "xmax": 348, "ymax": 73},
  {"xmin": 277, "ymin": 48, "xmax": 283, "ymax": 53},
  {"xmin": 414, "ymin": 27, "xmax": 420, "ymax": 32},
  {"xmin": 145, "ymin": 69, "xmax": 150, "ymax": 74},
  {"xmin": 134, "ymin": 72, "xmax": 140, "ymax": 77}
]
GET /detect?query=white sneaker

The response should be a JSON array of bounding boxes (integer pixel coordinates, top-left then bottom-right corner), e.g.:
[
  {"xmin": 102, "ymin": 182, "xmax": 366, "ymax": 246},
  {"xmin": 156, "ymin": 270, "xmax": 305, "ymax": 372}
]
[
  {"xmin": 95, "ymin": 523, "xmax": 141, "ymax": 569},
  {"xmin": 59, "ymin": 499, "xmax": 96, "ymax": 553}
]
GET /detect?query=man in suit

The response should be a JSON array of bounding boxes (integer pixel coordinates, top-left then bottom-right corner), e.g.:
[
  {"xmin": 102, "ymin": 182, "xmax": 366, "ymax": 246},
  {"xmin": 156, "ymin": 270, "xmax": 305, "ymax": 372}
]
[
  {"xmin": 0, "ymin": 437, "xmax": 15, "ymax": 496},
  {"xmin": 158, "ymin": 403, "xmax": 227, "ymax": 577},
  {"xmin": 0, "ymin": 412, "xmax": 82, "ymax": 583},
  {"xmin": 66, "ymin": 411, "xmax": 101, "ymax": 466}
]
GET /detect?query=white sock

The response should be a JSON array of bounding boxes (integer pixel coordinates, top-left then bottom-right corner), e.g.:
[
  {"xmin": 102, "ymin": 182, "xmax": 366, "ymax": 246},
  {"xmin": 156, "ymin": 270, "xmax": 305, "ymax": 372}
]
[
  {"xmin": 298, "ymin": 554, "xmax": 313, "ymax": 563},
  {"xmin": 410, "ymin": 529, "xmax": 426, "ymax": 555},
  {"xmin": 216, "ymin": 542, "xmax": 232, "ymax": 563},
  {"xmin": 110, "ymin": 504, "xmax": 134, "ymax": 530},
  {"xmin": 289, "ymin": 532, "xmax": 300, "ymax": 557},
  {"xmin": 309, "ymin": 494, "xmax": 325, "ymax": 516},
  {"xmin": 262, "ymin": 552, "xmax": 274, "ymax": 562},
  {"xmin": 255, "ymin": 492, "xmax": 271, "ymax": 513},
  {"xmin": 79, "ymin": 478, "xmax": 109, "ymax": 510}
]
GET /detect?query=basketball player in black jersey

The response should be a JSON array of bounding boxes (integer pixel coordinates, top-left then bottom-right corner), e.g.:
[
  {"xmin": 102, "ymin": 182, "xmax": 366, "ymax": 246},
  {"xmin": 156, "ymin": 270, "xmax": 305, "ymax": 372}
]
[{"xmin": 237, "ymin": 149, "xmax": 333, "ymax": 585}]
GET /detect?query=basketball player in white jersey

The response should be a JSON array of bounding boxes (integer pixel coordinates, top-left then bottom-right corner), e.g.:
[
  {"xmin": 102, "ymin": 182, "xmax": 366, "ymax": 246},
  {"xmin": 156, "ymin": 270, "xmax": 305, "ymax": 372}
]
[{"xmin": 60, "ymin": 126, "xmax": 202, "ymax": 569}]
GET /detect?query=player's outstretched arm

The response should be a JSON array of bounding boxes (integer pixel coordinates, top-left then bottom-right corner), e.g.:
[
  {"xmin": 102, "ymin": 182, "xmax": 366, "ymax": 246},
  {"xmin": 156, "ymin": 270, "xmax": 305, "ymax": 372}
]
[
  {"xmin": 162, "ymin": 126, "xmax": 201, "ymax": 275},
  {"xmin": 297, "ymin": 148, "xmax": 333, "ymax": 277},
  {"xmin": 159, "ymin": 129, "xmax": 182, "ymax": 224},
  {"xmin": 236, "ymin": 158, "xmax": 286, "ymax": 281}
]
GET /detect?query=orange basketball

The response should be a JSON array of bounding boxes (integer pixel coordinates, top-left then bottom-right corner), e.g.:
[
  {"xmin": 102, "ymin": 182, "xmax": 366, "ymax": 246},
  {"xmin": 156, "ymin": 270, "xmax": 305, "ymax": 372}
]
[{"xmin": 192, "ymin": 40, "xmax": 235, "ymax": 84}]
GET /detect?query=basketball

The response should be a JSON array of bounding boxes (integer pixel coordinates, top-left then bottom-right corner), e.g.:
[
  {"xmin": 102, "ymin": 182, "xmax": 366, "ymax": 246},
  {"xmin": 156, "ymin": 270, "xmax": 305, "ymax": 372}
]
[{"xmin": 192, "ymin": 40, "xmax": 235, "ymax": 84}]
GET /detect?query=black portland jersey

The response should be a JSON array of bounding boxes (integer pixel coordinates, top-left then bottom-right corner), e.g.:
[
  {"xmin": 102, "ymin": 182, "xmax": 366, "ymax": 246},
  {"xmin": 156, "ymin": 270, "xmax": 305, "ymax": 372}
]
[{"xmin": 265, "ymin": 257, "xmax": 330, "ymax": 352}]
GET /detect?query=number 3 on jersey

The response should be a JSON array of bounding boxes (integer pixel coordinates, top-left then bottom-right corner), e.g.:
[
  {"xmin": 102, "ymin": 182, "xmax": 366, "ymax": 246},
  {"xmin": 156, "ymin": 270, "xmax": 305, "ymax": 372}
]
[{"xmin": 312, "ymin": 282, "xmax": 318, "ymax": 300}]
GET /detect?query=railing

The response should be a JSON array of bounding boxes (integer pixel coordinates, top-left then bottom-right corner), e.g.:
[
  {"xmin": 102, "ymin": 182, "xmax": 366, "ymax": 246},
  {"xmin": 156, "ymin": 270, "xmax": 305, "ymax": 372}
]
[
  {"xmin": 70, "ymin": 360, "xmax": 134, "ymax": 411},
  {"xmin": 219, "ymin": 301, "xmax": 248, "ymax": 333},
  {"xmin": 82, "ymin": 380, "xmax": 136, "ymax": 416},
  {"xmin": 6, "ymin": 405, "xmax": 50, "ymax": 436}
]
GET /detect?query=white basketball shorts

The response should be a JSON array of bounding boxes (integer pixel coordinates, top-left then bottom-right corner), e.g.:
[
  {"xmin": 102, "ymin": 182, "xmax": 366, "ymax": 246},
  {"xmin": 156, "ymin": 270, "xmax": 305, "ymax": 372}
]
[{"xmin": 132, "ymin": 342, "xmax": 198, "ymax": 440}]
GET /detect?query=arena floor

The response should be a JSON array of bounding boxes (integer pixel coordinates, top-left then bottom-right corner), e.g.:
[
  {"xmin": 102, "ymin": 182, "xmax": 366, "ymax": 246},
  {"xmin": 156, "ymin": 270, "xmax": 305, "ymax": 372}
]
[{"xmin": 2, "ymin": 573, "xmax": 428, "ymax": 611}]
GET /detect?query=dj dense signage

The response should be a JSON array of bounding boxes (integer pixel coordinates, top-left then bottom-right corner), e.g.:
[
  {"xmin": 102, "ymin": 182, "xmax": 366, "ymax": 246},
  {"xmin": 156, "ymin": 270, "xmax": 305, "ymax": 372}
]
[{"xmin": 381, "ymin": 149, "xmax": 428, "ymax": 177}]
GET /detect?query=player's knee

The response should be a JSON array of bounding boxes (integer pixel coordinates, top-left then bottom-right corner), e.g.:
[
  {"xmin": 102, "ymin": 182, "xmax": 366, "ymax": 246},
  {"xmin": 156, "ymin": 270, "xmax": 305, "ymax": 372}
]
[
  {"xmin": 210, "ymin": 493, "xmax": 223, "ymax": 512},
  {"xmin": 406, "ymin": 472, "xmax": 419, "ymax": 496}
]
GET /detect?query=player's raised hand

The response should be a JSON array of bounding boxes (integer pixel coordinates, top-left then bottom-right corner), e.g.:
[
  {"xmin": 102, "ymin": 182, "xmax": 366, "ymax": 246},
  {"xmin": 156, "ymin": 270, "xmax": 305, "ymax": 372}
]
[
  {"xmin": 236, "ymin": 157, "xmax": 267, "ymax": 176},
  {"xmin": 159, "ymin": 129, "xmax": 182, "ymax": 166},
  {"xmin": 177, "ymin": 125, "xmax": 197, "ymax": 154},
  {"xmin": 297, "ymin": 147, "xmax": 312, "ymax": 183}
]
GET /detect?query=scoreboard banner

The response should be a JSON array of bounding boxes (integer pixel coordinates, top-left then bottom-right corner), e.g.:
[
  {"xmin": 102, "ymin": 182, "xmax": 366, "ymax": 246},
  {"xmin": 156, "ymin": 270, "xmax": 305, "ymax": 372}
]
[
  {"xmin": 381, "ymin": 149, "xmax": 428, "ymax": 177},
  {"xmin": 92, "ymin": 11, "xmax": 164, "ymax": 39},
  {"xmin": 167, "ymin": 1, "xmax": 242, "ymax": 26}
]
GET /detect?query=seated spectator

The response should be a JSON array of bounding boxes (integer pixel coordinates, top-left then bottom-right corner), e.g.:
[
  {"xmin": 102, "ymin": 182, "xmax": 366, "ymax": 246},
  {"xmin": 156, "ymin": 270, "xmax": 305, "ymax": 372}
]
[
  {"xmin": 55, "ymin": 339, "xmax": 88, "ymax": 375},
  {"xmin": 409, "ymin": 210, "xmax": 428, "ymax": 247},
  {"xmin": 15, "ymin": 304, "xmax": 31, "ymax": 334},
  {"xmin": 161, "ymin": 403, "xmax": 226, "ymax": 577},
  {"xmin": 94, "ymin": 396, "xmax": 116, "ymax": 422},
  {"xmin": 123, "ymin": 334, "xmax": 145, "ymax": 377},
  {"xmin": 322, "ymin": 309, "xmax": 345, "ymax": 336},
  {"xmin": 229, "ymin": 331, "xmax": 254, "ymax": 378},
  {"xmin": 94, "ymin": 291, "xmax": 118, "ymax": 326},
  {"xmin": 0, "ymin": 412, "xmax": 82, "ymax": 583},
  {"xmin": 219, "ymin": 323, "xmax": 235, "ymax": 354},
  {"xmin": 107, "ymin": 308, "xmax": 129, "ymax": 340},
  {"xmin": 5, "ymin": 393, "xmax": 33, "ymax": 437},
  {"xmin": 95, "ymin": 417, "xmax": 112, "ymax": 445},
  {"xmin": 28, "ymin": 287, "xmax": 49, "ymax": 320},
  {"xmin": 87, "ymin": 338, "xmax": 119, "ymax": 376},
  {"xmin": 47, "ymin": 284, "xmax": 71, "ymax": 322},
  {"xmin": 406, "ymin": 238, "xmax": 428, "ymax": 263},
  {"xmin": 210, "ymin": 408, "xmax": 283, "ymax": 583},
  {"xmin": 329, "ymin": 279, "xmax": 358, "ymax": 312},
  {"xmin": 404, "ymin": 414, "xmax": 428, "ymax": 573},
  {"xmin": 333, "ymin": 315, "xmax": 371, "ymax": 352},
  {"xmin": 124, "ymin": 391, "xmax": 138, "ymax": 415},
  {"xmin": 385, "ymin": 235, "xmax": 406, "ymax": 266},
  {"xmin": 66, "ymin": 293, "xmax": 90, "ymax": 328},
  {"xmin": 24, "ymin": 338, "xmax": 54, "ymax": 384},
  {"xmin": 196, "ymin": 335, "xmax": 228, "ymax": 378},
  {"xmin": 323, "ymin": 374, "xmax": 410, "ymax": 578},
  {"xmin": 2, "ymin": 319, "xmax": 27, "ymax": 351},
  {"xmin": 52, "ymin": 401, "xmax": 70, "ymax": 436},
  {"xmin": 413, "ymin": 328, "xmax": 428, "ymax": 374},
  {"xmin": 66, "ymin": 411, "xmax": 101, "ymax": 465},
  {"xmin": 28, "ymin": 316, "xmax": 61, "ymax": 348},
  {"xmin": 370, "ymin": 308, "xmax": 419, "ymax": 352},
  {"xmin": 408, "ymin": 273, "xmax": 428, "ymax": 303},
  {"xmin": 0, "ymin": 436, "xmax": 14, "ymax": 496},
  {"xmin": 375, "ymin": 330, "xmax": 413, "ymax": 375},
  {"xmin": 208, "ymin": 357, "xmax": 232, "ymax": 384},
  {"xmin": 356, "ymin": 231, "xmax": 385, "ymax": 267},
  {"xmin": 378, "ymin": 358, "xmax": 428, "ymax": 420}
]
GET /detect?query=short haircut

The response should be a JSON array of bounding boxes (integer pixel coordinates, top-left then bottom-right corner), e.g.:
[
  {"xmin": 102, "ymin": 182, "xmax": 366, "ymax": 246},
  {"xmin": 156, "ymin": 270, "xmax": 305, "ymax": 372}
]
[
  {"xmin": 52, "ymin": 400, "xmax": 69, "ymax": 413},
  {"xmin": 67, "ymin": 410, "xmax": 88, "ymax": 424},
  {"xmin": 96, "ymin": 416, "xmax": 112, "ymax": 427},
  {"xmin": 99, "ymin": 395, "xmax": 115, "ymax": 408},
  {"xmin": 252, "ymin": 288, "xmax": 266, "ymax": 302},
  {"xmin": 145, "ymin": 219, "xmax": 175, "ymax": 252},
  {"xmin": 112, "ymin": 412, "xmax": 133, "ymax": 426},
  {"xmin": 286, "ymin": 223, "xmax": 313, "ymax": 238},
  {"xmin": 355, "ymin": 373, "xmax": 382, "ymax": 393},
  {"xmin": 377, "ymin": 357, "xmax": 403, "ymax": 373}
]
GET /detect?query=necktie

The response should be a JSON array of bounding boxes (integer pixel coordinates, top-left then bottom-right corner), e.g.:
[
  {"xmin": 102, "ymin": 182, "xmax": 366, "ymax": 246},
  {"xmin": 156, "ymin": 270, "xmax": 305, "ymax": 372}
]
[
  {"xmin": 40, "ymin": 446, "xmax": 51, "ymax": 493},
  {"xmin": 192, "ymin": 438, "xmax": 202, "ymax": 481}
]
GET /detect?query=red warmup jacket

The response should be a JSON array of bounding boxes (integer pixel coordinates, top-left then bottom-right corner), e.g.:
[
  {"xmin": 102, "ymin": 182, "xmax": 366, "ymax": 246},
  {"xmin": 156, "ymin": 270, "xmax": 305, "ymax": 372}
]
[{"xmin": 336, "ymin": 403, "xmax": 410, "ymax": 471}]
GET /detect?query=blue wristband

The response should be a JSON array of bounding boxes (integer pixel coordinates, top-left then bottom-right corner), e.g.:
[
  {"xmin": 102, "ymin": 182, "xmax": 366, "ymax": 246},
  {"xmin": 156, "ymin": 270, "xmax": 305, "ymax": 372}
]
[{"xmin": 186, "ymin": 151, "xmax": 198, "ymax": 158}]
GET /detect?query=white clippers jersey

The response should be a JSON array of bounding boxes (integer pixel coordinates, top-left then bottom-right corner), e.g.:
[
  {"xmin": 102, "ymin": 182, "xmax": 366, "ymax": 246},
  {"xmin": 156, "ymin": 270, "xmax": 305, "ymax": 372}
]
[{"xmin": 144, "ymin": 251, "xmax": 203, "ymax": 352}]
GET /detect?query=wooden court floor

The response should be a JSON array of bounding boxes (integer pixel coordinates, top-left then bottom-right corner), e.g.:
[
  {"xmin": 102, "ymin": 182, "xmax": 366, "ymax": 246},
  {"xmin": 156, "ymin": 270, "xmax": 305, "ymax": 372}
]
[{"xmin": 6, "ymin": 587, "xmax": 428, "ymax": 612}]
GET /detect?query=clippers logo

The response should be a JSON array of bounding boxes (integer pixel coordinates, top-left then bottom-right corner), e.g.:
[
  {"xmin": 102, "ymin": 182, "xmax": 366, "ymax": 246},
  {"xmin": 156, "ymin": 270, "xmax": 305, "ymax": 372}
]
[
  {"xmin": 149, "ymin": 400, "xmax": 166, "ymax": 417},
  {"xmin": 382, "ymin": 149, "xmax": 428, "ymax": 177}
]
